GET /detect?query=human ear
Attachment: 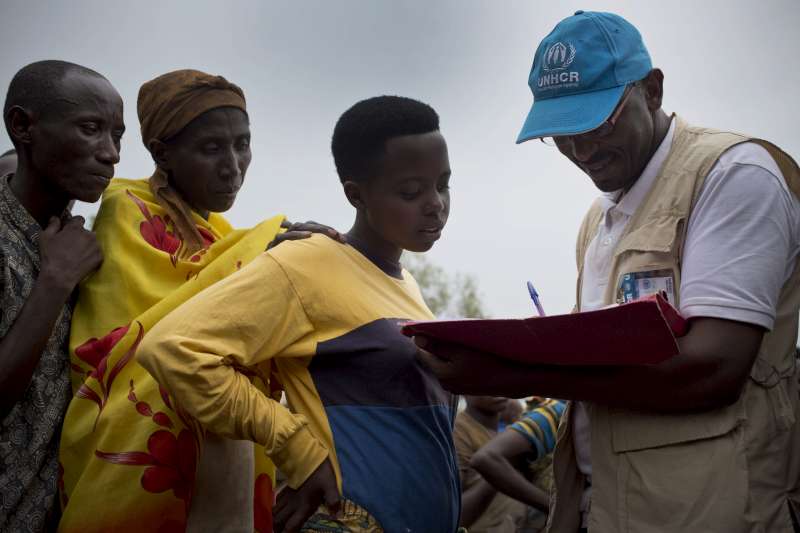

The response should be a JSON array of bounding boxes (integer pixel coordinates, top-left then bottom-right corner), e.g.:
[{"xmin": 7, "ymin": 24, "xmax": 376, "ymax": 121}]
[
  {"xmin": 342, "ymin": 180, "xmax": 366, "ymax": 210},
  {"xmin": 148, "ymin": 139, "xmax": 170, "ymax": 169},
  {"xmin": 6, "ymin": 106, "xmax": 34, "ymax": 146},
  {"xmin": 641, "ymin": 68, "xmax": 664, "ymax": 112}
]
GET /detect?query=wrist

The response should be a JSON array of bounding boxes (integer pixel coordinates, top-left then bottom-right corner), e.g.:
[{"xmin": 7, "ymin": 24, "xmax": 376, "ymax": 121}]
[
  {"xmin": 272, "ymin": 425, "xmax": 330, "ymax": 489},
  {"xmin": 479, "ymin": 477, "xmax": 498, "ymax": 496},
  {"xmin": 36, "ymin": 268, "xmax": 76, "ymax": 298}
]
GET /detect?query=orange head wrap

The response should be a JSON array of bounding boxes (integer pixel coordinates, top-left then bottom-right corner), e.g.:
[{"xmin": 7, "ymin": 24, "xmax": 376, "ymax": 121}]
[
  {"xmin": 137, "ymin": 69, "xmax": 246, "ymax": 258},
  {"xmin": 138, "ymin": 69, "xmax": 246, "ymax": 145}
]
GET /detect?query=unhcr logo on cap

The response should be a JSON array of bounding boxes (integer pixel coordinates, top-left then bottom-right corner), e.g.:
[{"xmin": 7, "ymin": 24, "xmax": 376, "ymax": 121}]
[
  {"xmin": 538, "ymin": 41, "xmax": 580, "ymax": 91},
  {"xmin": 543, "ymin": 42, "xmax": 575, "ymax": 71}
]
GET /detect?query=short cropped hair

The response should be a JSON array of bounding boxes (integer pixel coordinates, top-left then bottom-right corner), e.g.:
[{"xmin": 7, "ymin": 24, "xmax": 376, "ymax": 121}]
[
  {"xmin": 331, "ymin": 95, "xmax": 439, "ymax": 183},
  {"xmin": 3, "ymin": 60, "xmax": 105, "ymax": 145}
]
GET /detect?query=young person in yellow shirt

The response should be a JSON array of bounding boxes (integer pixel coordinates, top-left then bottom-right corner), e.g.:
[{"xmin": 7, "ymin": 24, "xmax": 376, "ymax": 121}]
[{"xmin": 139, "ymin": 95, "xmax": 460, "ymax": 532}]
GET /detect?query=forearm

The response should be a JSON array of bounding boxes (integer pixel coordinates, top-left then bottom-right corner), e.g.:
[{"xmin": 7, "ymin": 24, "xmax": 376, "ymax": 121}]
[
  {"xmin": 478, "ymin": 355, "xmax": 725, "ymax": 412},
  {"xmin": 471, "ymin": 451, "xmax": 549, "ymax": 510},
  {"xmin": 459, "ymin": 477, "xmax": 497, "ymax": 527},
  {"xmin": 0, "ymin": 273, "xmax": 71, "ymax": 414},
  {"xmin": 139, "ymin": 253, "xmax": 327, "ymax": 486},
  {"xmin": 139, "ymin": 337, "xmax": 328, "ymax": 488}
]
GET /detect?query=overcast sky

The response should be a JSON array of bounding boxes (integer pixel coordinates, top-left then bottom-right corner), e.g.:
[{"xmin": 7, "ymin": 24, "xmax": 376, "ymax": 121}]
[{"xmin": 1, "ymin": 0, "xmax": 798, "ymax": 320}]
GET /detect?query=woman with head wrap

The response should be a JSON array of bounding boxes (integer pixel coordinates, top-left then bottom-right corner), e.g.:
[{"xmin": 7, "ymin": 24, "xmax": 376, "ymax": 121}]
[{"xmin": 57, "ymin": 70, "xmax": 316, "ymax": 533}]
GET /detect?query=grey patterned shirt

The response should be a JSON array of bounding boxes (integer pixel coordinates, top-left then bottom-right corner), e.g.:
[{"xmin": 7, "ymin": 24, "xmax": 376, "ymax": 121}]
[{"xmin": 0, "ymin": 174, "xmax": 72, "ymax": 532}]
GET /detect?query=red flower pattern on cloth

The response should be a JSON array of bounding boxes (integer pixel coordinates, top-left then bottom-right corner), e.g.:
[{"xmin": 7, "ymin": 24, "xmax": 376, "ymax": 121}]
[
  {"xmin": 73, "ymin": 322, "xmax": 143, "ymax": 428},
  {"xmin": 128, "ymin": 379, "xmax": 174, "ymax": 429},
  {"xmin": 189, "ymin": 228, "xmax": 217, "ymax": 262},
  {"xmin": 126, "ymin": 189, "xmax": 218, "ymax": 264},
  {"xmin": 197, "ymin": 226, "xmax": 216, "ymax": 247},
  {"xmin": 95, "ymin": 429, "xmax": 197, "ymax": 505},
  {"xmin": 74, "ymin": 325, "xmax": 130, "ymax": 377},
  {"xmin": 126, "ymin": 190, "xmax": 182, "ymax": 255},
  {"xmin": 94, "ymin": 380, "xmax": 200, "ymax": 526}
]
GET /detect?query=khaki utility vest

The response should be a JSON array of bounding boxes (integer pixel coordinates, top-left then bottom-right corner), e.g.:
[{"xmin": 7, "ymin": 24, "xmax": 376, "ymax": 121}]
[{"xmin": 546, "ymin": 117, "xmax": 800, "ymax": 533}]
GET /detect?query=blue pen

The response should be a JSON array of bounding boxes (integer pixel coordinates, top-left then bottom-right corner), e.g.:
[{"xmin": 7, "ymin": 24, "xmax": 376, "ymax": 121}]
[{"xmin": 526, "ymin": 281, "xmax": 547, "ymax": 317}]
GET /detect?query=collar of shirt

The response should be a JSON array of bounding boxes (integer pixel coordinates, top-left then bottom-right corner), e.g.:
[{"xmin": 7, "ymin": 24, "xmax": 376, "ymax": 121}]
[{"xmin": 601, "ymin": 117, "xmax": 677, "ymax": 218}]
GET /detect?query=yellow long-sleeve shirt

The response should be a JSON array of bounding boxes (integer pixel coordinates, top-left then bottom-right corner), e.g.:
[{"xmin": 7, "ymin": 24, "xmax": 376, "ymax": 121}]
[{"xmin": 138, "ymin": 235, "xmax": 460, "ymax": 531}]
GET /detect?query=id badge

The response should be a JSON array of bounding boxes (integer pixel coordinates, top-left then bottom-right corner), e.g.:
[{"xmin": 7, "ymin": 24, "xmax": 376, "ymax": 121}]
[{"xmin": 617, "ymin": 269, "xmax": 676, "ymax": 304}]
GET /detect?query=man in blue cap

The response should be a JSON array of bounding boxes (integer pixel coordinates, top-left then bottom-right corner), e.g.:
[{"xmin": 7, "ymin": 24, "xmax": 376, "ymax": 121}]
[{"xmin": 416, "ymin": 11, "xmax": 800, "ymax": 532}]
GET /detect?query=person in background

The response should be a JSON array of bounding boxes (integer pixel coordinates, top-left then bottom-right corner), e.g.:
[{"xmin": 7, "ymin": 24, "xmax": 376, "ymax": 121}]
[
  {"xmin": 454, "ymin": 395, "xmax": 526, "ymax": 532},
  {"xmin": 498, "ymin": 396, "xmax": 523, "ymax": 431},
  {"xmin": 472, "ymin": 397, "xmax": 566, "ymax": 532},
  {"xmin": 0, "ymin": 60, "xmax": 123, "ymax": 533}
]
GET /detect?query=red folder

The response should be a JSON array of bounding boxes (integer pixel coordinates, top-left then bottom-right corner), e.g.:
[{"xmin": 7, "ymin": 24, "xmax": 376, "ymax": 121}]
[{"xmin": 402, "ymin": 293, "xmax": 687, "ymax": 366}]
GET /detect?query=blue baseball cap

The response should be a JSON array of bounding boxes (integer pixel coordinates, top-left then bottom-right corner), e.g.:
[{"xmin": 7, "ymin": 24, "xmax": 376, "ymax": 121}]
[{"xmin": 516, "ymin": 11, "xmax": 652, "ymax": 143}]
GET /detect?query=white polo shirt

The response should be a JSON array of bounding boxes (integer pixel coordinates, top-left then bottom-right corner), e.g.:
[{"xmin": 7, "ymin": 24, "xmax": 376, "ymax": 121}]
[{"xmin": 574, "ymin": 117, "xmax": 800, "ymax": 520}]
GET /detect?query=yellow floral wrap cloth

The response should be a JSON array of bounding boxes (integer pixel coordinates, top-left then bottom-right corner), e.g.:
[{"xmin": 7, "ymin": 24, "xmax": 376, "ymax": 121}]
[{"xmin": 58, "ymin": 177, "xmax": 283, "ymax": 533}]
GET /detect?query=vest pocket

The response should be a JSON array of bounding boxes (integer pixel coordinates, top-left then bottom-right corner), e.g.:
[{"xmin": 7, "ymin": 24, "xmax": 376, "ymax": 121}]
[
  {"xmin": 609, "ymin": 406, "xmax": 751, "ymax": 531},
  {"xmin": 616, "ymin": 423, "xmax": 752, "ymax": 532},
  {"xmin": 611, "ymin": 215, "xmax": 684, "ymax": 306},
  {"xmin": 615, "ymin": 214, "xmax": 685, "ymax": 256},
  {"xmin": 609, "ymin": 403, "xmax": 742, "ymax": 453}
]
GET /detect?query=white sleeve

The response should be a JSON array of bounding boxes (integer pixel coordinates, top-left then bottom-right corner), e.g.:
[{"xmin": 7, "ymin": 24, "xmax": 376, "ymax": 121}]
[{"xmin": 679, "ymin": 143, "xmax": 800, "ymax": 330}]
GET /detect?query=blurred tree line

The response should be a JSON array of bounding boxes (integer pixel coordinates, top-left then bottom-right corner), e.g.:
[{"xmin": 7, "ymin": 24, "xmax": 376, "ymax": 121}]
[{"xmin": 403, "ymin": 253, "xmax": 487, "ymax": 319}]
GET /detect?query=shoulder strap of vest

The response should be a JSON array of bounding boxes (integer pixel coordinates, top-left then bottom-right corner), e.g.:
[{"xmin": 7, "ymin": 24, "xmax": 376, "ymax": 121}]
[
  {"xmin": 574, "ymin": 199, "xmax": 604, "ymax": 309},
  {"xmin": 675, "ymin": 120, "xmax": 800, "ymax": 261},
  {"xmin": 678, "ymin": 119, "xmax": 800, "ymax": 203},
  {"xmin": 618, "ymin": 117, "xmax": 762, "ymax": 264},
  {"xmin": 576, "ymin": 198, "xmax": 604, "ymax": 269}
]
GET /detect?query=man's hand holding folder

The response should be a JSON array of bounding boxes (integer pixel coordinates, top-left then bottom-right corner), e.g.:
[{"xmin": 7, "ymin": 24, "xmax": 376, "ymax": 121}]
[
  {"xmin": 413, "ymin": 334, "xmax": 528, "ymax": 396},
  {"xmin": 409, "ymin": 293, "xmax": 765, "ymax": 412}
]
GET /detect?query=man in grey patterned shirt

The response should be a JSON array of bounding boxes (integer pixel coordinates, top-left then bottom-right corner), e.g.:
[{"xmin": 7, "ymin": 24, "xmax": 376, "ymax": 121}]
[{"xmin": 0, "ymin": 60, "xmax": 123, "ymax": 532}]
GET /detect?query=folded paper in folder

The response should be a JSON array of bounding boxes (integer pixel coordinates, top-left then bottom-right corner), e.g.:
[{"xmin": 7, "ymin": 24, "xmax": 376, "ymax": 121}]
[{"xmin": 401, "ymin": 293, "xmax": 687, "ymax": 366}]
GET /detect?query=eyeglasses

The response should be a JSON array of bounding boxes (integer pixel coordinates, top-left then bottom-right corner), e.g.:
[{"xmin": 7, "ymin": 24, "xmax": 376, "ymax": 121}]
[{"xmin": 541, "ymin": 83, "xmax": 637, "ymax": 147}]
